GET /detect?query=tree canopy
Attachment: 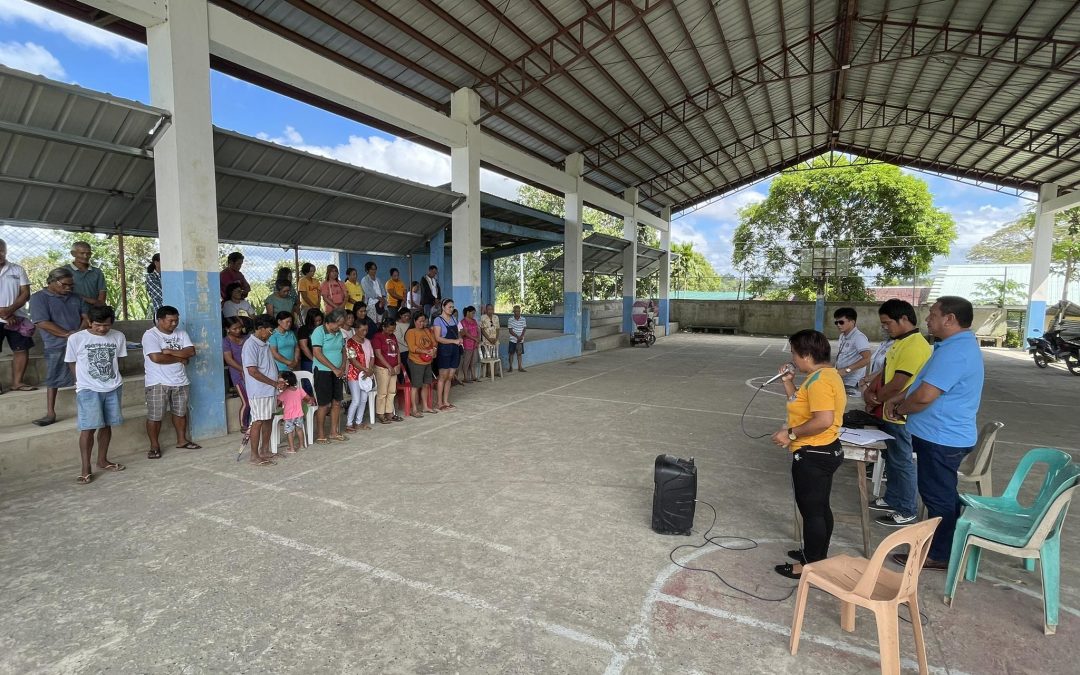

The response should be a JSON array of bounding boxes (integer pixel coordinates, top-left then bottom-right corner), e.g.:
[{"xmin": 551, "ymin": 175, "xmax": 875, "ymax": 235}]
[
  {"xmin": 967, "ymin": 206, "xmax": 1080, "ymax": 303},
  {"xmin": 670, "ymin": 241, "xmax": 738, "ymax": 291},
  {"xmin": 732, "ymin": 154, "xmax": 955, "ymax": 300}
]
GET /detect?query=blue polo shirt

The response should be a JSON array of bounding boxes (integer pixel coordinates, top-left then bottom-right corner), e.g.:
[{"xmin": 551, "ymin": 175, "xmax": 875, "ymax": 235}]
[
  {"xmin": 906, "ymin": 330, "xmax": 984, "ymax": 448},
  {"xmin": 29, "ymin": 289, "xmax": 85, "ymax": 351}
]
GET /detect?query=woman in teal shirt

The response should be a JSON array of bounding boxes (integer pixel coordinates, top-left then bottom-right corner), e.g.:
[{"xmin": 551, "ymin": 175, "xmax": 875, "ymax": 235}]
[{"xmin": 268, "ymin": 311, "xmax": 299, "ymax": 371}]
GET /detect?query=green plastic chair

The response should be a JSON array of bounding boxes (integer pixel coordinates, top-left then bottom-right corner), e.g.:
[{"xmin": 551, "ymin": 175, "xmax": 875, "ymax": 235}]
[{"xmin": 943, "ymin": 448, "xmax": 1080, "ymax": 634}]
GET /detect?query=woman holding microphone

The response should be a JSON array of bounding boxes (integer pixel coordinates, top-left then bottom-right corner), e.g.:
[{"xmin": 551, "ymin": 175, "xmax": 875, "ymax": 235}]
[{"xmin": 772, "ymin": 329, "xmax": 848, "ymax": 580}]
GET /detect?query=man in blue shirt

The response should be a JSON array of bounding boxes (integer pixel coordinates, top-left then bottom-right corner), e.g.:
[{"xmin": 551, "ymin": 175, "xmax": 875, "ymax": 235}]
[{"xmin": 884, "ymin": 296, "xmax": 984, "ymax": 570}]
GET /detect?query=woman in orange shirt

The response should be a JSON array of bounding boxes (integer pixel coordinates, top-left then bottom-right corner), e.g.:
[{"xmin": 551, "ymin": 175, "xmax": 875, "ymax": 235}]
[
  {"xmin": 404, "ymin": 313, "xmax": 439, "ymax": 417},
  {"xmin": 298, "ymin": 262, "xmax": 321, "ymax": 318},
  {"xmin": 771, "ymin": 329, "xmax": 847, "ymax": 579}
]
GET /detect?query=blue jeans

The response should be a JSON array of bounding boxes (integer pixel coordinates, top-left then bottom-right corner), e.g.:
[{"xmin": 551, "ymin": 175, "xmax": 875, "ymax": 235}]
[
  {"xmin": 914, "ymin": 435, "xmax": 973, "ymax": 561},
  {"xmin": 881, "ymin": 421, "xmax": 917, "ymax": 518}
]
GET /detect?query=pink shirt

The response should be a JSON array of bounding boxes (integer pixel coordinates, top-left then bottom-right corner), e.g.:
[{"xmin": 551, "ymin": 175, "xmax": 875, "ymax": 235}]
[
  {"xmin": 277, "ymin": 387, "xmax": 306, "ymax": 419},
  {"xmin": 460, "ymin": 317, "xmax": 479, "ymax": 351}
]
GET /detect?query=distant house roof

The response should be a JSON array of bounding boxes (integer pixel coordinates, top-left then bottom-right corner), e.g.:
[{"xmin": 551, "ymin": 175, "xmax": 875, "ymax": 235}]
[
  {"xmin": 868, "ymin": 286, "xmax": 930, "ymax": 304},
  {"xmin": 927, "ymin": 264, "xmax": 1080, "ymax": 305}
]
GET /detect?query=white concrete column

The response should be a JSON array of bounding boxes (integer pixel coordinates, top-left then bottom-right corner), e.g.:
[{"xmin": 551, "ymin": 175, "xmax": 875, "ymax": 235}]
[
  {"xmin": 450, "ymin": 88, "xmax": 482, "ymax": 313},
  {"xmin": 658, "ymin": 206, "xmax": 671, "ymax": 330},
  {"xmin": 563, "ymin": 153, "xmax": 584, "ymax": 336},
  {"xmin": 147, "ymin": 0, "xmax": 226, "ymax": 439},
  {"xmin": 1026, "ymin": 183, "xmax": 1058, "ymax": 338},
  {"xmin": 622, "ymin": 188, "xmax": 639, "ymax": 333}
]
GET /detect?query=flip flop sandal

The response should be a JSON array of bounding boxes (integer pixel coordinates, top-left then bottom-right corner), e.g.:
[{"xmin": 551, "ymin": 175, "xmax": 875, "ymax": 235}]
[
  {"xmin": 330, "ymin": 434, "xmax": 347, "ymax": 442},
  {"xmin": 390, "ymin": 416, "xmax": 404, "ymax": 422},
  {"xmin": 377, "ymin": 418, "xmax": 391, "ymax": 424},
  {"xmin": 175, "ymin": 441, "xmax": 202, "ymax": 449},
  {"xmin": 32, "ymin": 417, "xmax": 56, "ymax": 427},
  {"xmin": 76, "ymin": 473, "xmax": 93, "ymax": 484},
  {"xmin": 147, "ymin": 448, "xmax": 162, "ymax": 459},
  {"xmin": 411, "ymin": 412, "xmax": 424, "ymax": 418},
  {"xmin": 98, "ymin": 462, "xmax": 125, "ymax": 472},
  {"xmin": 314, "ymin": 438, "xmax": 331, "ymax": 444},
  {"xmin": 423, "ymin": 409, "xmax": 439, "ymax": 414}
]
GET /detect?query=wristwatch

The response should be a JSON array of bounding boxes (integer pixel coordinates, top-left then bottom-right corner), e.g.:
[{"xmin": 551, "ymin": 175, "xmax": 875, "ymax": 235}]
[
  {"xmin": 787, "ymin": 427, "xmax": 797, "ymax": 441},
  {"xmin": 844, "ymin": 367, "xmax": 852, "ymax": 374}
]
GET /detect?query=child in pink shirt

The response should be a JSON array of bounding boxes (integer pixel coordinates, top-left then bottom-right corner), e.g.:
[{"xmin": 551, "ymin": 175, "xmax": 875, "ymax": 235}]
[{"xmin": 277, "ymin": 371, "xmax": 313, "ymax": 453}]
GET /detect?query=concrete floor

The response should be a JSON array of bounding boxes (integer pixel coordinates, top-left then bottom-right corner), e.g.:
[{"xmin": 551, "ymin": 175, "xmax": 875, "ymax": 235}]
[{"xmin": 1, "ymin": 333, "xmax": 1078, "ymax": 674}]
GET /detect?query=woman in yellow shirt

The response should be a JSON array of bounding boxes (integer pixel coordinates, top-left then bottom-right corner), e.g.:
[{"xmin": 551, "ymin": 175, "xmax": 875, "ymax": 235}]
[
  {"xmin": 771, "ymin": 329, "xmax": 848, "ymax": 579},
  {"xmin": 298, "ymin": 262, "xmax": 321, "ymax": 318},
  {"xmin": 344, "ymin": 267, "xmax": 364, "ymax": 312}
]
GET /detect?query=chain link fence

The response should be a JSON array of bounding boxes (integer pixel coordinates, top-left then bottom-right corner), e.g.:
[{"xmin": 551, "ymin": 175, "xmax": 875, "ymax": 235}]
[{"xmin": 0, "ymin": 225, "xmax": 336, "ymax": 321}]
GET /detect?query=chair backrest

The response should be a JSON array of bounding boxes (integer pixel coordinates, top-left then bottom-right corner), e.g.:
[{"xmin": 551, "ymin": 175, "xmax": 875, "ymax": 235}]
[
  {"xmin": 959, "ymin": 421, "xmax": 1004, "ymax": 476},
  {"xmin": 295, "ymin": 370, "xmax": 315, "ymax": 404},
  {"xmin": 854, "ymin": 517, "xmax": 942, "ymax": 601},
  {"xmin": 1000, "ymin": 448, "xmax": 1075, "ymax": 510},
  {"xmin": 1025, "ymin": 484, "xmax": 1080, "ymax": 550},
  {"xmin": 1016, "ymin": 466, "xmax": 1080, "ymax": 543}
]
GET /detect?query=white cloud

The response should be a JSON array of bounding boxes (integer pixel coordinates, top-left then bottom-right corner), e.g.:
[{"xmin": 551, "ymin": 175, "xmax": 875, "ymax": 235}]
[
  {"xmin": 939, "ymin": 200, "xmax": 1029, "ymax": 264},
  {"xmin": 256, "ymin": 125, "xmax": 524, "ymax": 201},
  {"xmin": 669, "ymin": 188, "xmax": 767, "ymax": 274},
  {"xmin": 0, "ymin": 40, "xmax": 65, "ymax": 79},
  {"xmin": 0, "ymin": 0, "xmax": 145, "ymax": 60}
]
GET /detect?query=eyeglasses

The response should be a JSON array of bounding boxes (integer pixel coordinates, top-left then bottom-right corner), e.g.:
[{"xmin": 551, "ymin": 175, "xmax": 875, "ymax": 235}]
[
  {"xmin": 59, "ymin": 282, "xmax": 75, "ymax": 288},
  {"xmin": 834, "ymin": 320, "xmax": 846, "ymax": 326}
]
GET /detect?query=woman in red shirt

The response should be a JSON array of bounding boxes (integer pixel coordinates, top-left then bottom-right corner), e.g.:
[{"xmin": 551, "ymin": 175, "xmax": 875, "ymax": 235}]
[
  {"xmin": 371, "ymin": 316, "xmax": 403, "ymax": 424},
  {"xmin": 457, "ymin": 305, "xmax": 480, "ymax": 383}
]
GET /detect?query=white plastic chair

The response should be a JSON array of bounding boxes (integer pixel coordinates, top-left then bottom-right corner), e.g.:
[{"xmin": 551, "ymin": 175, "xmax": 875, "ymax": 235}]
[
  {"xmin": 270, "ymin": 370, "xmax": 315, "ymax": 454},
  {"xmin": 958, "ymin": 421, "xmax": 1004, "ymax": 496}
]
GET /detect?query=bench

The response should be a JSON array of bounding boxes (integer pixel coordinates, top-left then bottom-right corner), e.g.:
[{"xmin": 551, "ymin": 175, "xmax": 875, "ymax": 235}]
[{"xmin": 687, "ymin": 325, "xmax": 738, "ymax": 335}]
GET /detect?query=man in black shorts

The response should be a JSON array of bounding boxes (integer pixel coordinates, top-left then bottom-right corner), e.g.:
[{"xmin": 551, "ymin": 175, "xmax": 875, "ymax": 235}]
[{"xmin": 0, "ymin": 239, "xmax": 34, "ymax": 393}]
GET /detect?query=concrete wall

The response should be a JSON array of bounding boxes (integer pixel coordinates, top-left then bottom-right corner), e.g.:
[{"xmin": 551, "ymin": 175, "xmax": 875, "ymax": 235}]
[{"xmin": 671, "ymin": 300, "xmax": 1013, "ymax": 339}]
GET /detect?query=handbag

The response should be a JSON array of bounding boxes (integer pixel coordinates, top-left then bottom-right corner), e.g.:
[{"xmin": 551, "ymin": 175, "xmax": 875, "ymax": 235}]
[
  {"xmin": 6, "ymin": 315, "xmax": 35, "ymax": 337},
  {"xmin": 357, "ymin": 374, "xmax": 375, "ymax": 392}
]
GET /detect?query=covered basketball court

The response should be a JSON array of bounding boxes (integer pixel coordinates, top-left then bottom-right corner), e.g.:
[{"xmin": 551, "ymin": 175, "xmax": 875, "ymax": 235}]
[
  {"xmin": 2, "ymin": 0, "xmax": 1080, "ymax": 671},
  {"xmin": 2, "ymin": 334, "xmax": 1079, "ymax": 672}
]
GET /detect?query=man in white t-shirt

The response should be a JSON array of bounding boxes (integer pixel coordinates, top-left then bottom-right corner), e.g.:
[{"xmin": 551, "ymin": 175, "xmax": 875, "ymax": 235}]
[
  {"xmin": 142, "ymin": 305, "xmax": 198, "ymax": 458},
  {"xmin": 0, "ymin": 239, "xmax": 34, "ymax": 393},
  {"xmin": 833, "ymin": 307, "xmax": 872, "ymax": 395},
  {"xmin": 507, "ymin": 305, "xmax": 527, "ymax": 373},
  {"xmin": 65, "ymin": 305, "xmax": 128, "ymax": 484}
]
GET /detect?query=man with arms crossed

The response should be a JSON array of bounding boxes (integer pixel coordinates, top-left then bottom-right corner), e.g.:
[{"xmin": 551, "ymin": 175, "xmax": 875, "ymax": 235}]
[
  {"xmin": 885, "ymin": 296, "xmax": 984, "ymax": 570},
  {"xmin": 142, "ymin": 306, "xmax": 200, "ymax": 458}
]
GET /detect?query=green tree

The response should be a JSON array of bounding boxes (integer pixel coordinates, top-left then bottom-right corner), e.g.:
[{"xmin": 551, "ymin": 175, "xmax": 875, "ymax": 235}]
[
  {"xmin": 670, "ymin": 241, "xmax": 738, "ymax": 291},
  {"xmin": 968, "ymin": 207, "xmax": 1080, "ymax": 302},
  {"xmin": 972, "ymin": 278, "xmax": 1028, "ymax": 306},
  {"xmin": 732, "ymin": 154, "xmax": 955, "ymax": 301}
]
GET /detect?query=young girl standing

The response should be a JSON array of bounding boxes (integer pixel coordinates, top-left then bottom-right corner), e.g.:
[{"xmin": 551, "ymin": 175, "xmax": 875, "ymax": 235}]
[
  {"xmin": 277, "ymin": 370, "xmax": 313, "ymax": 453},
  {"xmin": 344, "ymin": 322, "xmax": 374, "ymax": 432}
]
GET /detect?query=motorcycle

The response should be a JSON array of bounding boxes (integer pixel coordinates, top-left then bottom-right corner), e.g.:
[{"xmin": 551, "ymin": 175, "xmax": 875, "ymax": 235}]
[{"xmin": 1027, "ymin": 327, "xmax": 1080, "ymax": 375}]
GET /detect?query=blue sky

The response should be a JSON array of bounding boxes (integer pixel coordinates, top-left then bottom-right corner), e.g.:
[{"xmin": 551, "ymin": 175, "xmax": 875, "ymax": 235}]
[{"xmin": 0, "ymin": 0, "xmax": 1032, "ymax": 278}]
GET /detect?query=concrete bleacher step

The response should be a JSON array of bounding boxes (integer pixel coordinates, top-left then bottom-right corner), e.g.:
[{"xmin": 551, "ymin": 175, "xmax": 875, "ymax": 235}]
[
  {"xmin": 0, "ymin": 375, "xmax": 145, "ymax": 426},
  {"xmin": 0, "ymin": 352, "xmax": 143, "ymax": 388},
  {"xmin": 589, "ymin": 322, "xmax": 624, "ymax": 339},
  {"xmin": 0, "ymin": 395, "xmax": 244, "ymax": 481}
]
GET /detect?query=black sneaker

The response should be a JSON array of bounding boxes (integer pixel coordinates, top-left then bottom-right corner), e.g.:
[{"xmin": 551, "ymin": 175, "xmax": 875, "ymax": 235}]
[
  {"xmin": 876, "ymin": 512, "xmax": 917, "ymax": 528},
  {"xmin": 868, "ymin": 498, "xmax": 894, "ymax": 513}
]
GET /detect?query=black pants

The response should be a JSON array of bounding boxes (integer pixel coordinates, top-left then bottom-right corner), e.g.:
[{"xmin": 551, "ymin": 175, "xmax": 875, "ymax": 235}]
[{"xmin": 792, "ymin": 440, "xmax": 844, "ymax": 563}]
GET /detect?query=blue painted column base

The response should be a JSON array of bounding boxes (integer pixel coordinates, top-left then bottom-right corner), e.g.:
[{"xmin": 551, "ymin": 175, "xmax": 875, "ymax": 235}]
[
  {"xmin": 563, "ymin": 291, "xmax": 582, "ymax": 337},
  {"xmin": 623, "ymin": 295, "xmax": 634, "ymax": 334},
  {"xmin": 162, "ymin": 270, "xmax": 228, "ymax": 440},
  {"xmin": 658, "ymin": 298, "xmax": 669, "ymax": 332},
  {"xmin": 1026, "ymin": 299, "xmax": 1047, "ymax": 339}
]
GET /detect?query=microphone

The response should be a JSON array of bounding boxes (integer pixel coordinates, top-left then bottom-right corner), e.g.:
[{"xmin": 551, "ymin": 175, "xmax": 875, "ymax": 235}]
[{"xmin": 762, "ymin": 363, "xmax": 795, "ymax": 387}]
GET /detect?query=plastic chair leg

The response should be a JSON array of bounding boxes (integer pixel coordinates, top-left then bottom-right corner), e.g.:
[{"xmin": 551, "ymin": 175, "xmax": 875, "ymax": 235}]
[
  {"xmin": 944, "ymin": 523, "xmax": 971, "ymax": 599},
  {"xmin": 874, "ymin": 608, "xmax": 901, "ymax": 675},
  {"xmin": 840, "ymin": 600, "xmax": 856, "ymax": 632},
  {"xmin": 1023, "ymin": 558, "xmax": 1037, "ymax": 572},
  {"xmin": 1040, "ymin": 536, "xmax": 1061, "ymax": 634},
  {"xmin": 788, "ymin": 577, "xmax": 811, "ymax": 655},
  {"xmin": 909, "ymin": 595, "xmax": 929, "ymax": 675},
  {"xmin": 366, "ymin": 395, "xmax": 376, "ymax": 425},
  {"xmin": 964, "ymin": 545, "xmax": 983, "ymax": 583},
  {"xmin": 269, "ymin": 414, "xmax": 283, "ymax": 454}
]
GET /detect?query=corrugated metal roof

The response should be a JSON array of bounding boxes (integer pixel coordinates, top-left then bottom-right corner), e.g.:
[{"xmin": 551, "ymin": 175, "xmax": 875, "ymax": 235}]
[
  {"xmin": 0, "ymin": 65, "xmax": 463, "ymax": 255},
  {"xmin": 541, "ymin": 233, "xmax": 673, "ymax": 278},
  {"xmin": 928, "ymin": 264, "xmax": 1080, "ymax": 304},
  {"xmin": 34, "ymin": 0, "xmax": 1080, "ymax": 215}
]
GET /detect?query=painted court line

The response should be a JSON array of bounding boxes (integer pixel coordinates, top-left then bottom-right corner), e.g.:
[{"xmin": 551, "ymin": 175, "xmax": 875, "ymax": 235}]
[
  {"xmin": 653, "ymin": 593, "xmax": 970, "ymax": 675},
  {"xmin": 759, "ymin": 345, "xmax": 770, "ymax": 357},
  {"xmin": 189, "ymin": 511, "xmax": 616, "ymax": 655},
  {"xmin": 191, "ymin": 466, "xmax": 516, "ymax": 555}
]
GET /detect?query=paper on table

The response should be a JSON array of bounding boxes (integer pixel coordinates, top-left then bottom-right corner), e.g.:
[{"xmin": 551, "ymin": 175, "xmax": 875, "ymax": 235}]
[{"xmin": 839, "ymin": 427, "xmax": 894, "ymax": 446}]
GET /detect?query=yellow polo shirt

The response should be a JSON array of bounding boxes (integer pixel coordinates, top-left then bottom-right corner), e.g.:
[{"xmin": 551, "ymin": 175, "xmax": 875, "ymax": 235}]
[{"xmin": 786, "ymin": 367, "xmax": 847, "ymax": 451}]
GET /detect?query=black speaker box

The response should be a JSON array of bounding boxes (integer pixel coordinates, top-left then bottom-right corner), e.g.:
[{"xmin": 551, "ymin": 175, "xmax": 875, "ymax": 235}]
[{"xmin": 651, "ymin": 454, "xmax": 697, "ymax": 535}]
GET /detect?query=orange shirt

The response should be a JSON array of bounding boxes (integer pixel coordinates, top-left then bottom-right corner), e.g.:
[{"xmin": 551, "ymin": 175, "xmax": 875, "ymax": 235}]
[{"xmin": 405, "ymin": 327, "xmax": 435, "ymax": 365}]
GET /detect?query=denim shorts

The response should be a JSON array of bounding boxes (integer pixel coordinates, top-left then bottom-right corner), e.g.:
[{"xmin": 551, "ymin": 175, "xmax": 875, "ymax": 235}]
[
  {"xmin": 283, "ymin": 416, "xmax": 304, "ymax": 433},
  {"xmin": 44, "ymin": 349, "xmax": 75, "ymax": 389},
  {"xmin": 76, "ymin": 387, "xmax": 123, "ymax": 431}
]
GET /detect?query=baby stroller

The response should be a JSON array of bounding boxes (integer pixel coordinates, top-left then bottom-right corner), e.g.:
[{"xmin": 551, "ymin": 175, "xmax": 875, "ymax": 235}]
[{"xmin": 629, "ymin": 301, "xmax": 657, "ymax": 347}]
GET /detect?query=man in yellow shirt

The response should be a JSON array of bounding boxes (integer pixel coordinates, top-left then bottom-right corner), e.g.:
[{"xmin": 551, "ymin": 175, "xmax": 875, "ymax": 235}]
[
  {"xmin": 865, "ymin": 299, "xmax": 932, "ymax": 528},
  {"xmin": 385, "ymin": 268, "xmax": 406, "ymax": 321}
]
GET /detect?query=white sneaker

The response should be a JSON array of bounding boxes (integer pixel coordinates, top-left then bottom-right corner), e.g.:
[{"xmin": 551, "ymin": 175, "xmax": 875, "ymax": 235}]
[
  {"xmin": 868, "ymin": 498, "xmax": 894, "ymax": 513},
  {"xmin": 876, "ymin": 512, "xmax": 918, "ymax": 528}
]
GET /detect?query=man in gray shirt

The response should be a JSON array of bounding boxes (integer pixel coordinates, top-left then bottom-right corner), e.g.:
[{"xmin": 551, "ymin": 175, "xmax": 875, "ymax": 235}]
[
  {"xmin": 833, "ymin": 307, "xmax": 871, "ymax": 394},
  {"xmin": 29, "ymin": 267, "xmax": 87, "ymax": 426}
]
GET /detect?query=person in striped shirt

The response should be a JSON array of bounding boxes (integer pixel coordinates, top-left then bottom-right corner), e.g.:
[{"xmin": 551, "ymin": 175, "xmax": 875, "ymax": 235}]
[{"xmin": 507, "ymin": 305, "xmax": 527, "ymax": 372}]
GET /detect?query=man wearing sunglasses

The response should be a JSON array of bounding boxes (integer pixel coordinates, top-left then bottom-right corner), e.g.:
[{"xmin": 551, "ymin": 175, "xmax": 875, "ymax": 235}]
[{"xmin": 833, "ymin": 307, "xmax": 871, "ymax": 395}]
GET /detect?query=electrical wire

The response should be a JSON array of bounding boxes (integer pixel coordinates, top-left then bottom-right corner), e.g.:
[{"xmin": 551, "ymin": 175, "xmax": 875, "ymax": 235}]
[
  {"xmin": 740, "ymin": 376, "xmax": 780, "ymax": 439},
  {"xmin": 668, "ymin": 500, "xmax": 796, "ymax": 602}
]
